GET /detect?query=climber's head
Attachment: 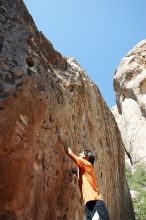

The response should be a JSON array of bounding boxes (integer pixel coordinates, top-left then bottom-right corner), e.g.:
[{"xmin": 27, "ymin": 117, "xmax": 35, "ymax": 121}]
[{"xmin": 79, "ymin": 150, "xmax": 95, "ymax": 165}]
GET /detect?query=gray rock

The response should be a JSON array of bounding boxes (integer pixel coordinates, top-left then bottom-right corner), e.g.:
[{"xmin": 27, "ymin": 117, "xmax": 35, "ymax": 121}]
[{"xmin": 112, "ymin": 40, "xmax": 146, "ymax": 165}]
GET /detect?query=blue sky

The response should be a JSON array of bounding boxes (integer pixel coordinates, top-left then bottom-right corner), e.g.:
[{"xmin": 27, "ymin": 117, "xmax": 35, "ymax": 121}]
[{"xmin": 23, "ymin": 0, "xmax": 146, "ymax": 107}]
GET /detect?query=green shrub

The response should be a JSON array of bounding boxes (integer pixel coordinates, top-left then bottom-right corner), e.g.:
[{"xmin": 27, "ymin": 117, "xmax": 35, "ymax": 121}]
[{"xmin": 126, "ymin": 164, "xmax": 146, "ymax": 220}]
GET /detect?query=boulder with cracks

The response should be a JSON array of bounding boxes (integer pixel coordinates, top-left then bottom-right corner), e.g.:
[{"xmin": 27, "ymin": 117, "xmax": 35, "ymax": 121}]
[
  {"xmin": 112, "ymin": 40, "xmax": 146, "ymax": 166},
  {"xmin": 0, "ymin": 0, "xmax": 135, "ymax": 219}
]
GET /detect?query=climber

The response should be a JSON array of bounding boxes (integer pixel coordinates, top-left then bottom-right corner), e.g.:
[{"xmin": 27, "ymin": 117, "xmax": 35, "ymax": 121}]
[{"xmin": 56, "ymin": 128, "xmax": 109, "ymax": 220}]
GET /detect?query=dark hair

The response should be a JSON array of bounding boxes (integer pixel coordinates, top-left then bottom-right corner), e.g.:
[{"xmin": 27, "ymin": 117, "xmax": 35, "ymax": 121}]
[{"xmin": 83, "ymin": 150, "xmax": 95, "ymax": 165}]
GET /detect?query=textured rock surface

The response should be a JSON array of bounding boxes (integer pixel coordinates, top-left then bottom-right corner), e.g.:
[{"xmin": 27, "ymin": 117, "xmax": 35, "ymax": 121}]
[
  {"xmin": 112, "ymin": 40, "xmax": 146, "ymax": 165},
  {"xmin": 0, "ymin": 0, "xmax": 135, "ymax": 219}
]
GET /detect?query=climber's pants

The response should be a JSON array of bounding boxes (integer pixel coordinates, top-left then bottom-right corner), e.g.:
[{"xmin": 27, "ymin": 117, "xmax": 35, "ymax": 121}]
[{"xmin": 85, "ymin": 200, "xmax": 109, "ymax": 220}]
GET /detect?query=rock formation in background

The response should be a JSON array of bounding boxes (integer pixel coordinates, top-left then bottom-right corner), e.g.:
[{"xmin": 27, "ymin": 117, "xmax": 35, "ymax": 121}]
[
  {"xmin": 0, "ymin": 0, "xmax": 135, "ymax": 219},
  {"xmin": 112, "ymin": 40, "xmax": 146, "ymax": 166}
]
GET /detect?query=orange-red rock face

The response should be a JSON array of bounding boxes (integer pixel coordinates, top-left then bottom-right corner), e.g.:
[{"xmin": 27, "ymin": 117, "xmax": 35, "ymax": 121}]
[{"xmin": 0, "ymin": 0, "xmax": 135, "ymax": 219}]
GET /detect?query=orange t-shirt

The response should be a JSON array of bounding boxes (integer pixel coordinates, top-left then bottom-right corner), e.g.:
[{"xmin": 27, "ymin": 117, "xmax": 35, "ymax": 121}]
[{"xmin": 70, "ymin": 154, "xmax": 103, "ymax": 204}]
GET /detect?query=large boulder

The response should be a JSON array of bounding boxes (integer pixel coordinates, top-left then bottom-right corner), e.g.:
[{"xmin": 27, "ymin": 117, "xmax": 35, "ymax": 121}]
[
  {"xmin": 112, "ymin": 40, "xmax": 146, "ymax": 166},
  {"xmin": 0, "ymin": 0, "xmax": 135, "ymax": 219}
]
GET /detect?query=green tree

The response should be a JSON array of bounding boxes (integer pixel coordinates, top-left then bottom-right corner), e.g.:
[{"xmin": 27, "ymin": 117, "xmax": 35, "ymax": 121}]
[{"xmin": 126, "ymin": 164, "xmax": 146, "ymax": 220}]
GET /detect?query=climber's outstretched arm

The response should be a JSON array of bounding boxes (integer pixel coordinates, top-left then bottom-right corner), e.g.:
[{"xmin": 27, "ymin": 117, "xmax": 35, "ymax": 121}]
[
  {"xmin": 56, "ymin": 128, "xmax": 77, "ymax": 160},
  {"xmin": 56, "ymin": 128, "xmax": 86, "ymax": 170},
  {"xmin": 58, "ymin": 136, "xmax": 73, "ymax": 156}
]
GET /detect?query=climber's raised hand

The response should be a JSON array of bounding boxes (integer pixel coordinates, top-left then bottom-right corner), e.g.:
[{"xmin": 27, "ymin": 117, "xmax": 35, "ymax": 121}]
[
  {"xmin": 56, "ymin": 127, "xmax": 74, "ymax": 156},
  {"xmin": 56, "ymin": 127, "xmax": 64, "ymax": 141}
]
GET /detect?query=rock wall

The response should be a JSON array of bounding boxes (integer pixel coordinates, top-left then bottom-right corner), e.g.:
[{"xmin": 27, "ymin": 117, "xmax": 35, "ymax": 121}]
[
  {"xmin": 0, "ymin": 0, "xmax": 135, "ymax": 219},
  {"xmin": 112, "ymin": 40, "xmax": 146, "ymax": 166}
]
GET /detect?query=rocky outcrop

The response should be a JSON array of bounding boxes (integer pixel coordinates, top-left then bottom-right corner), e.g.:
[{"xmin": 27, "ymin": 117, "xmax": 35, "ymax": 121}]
[
  {"xmin": 0, "ymin": 0, "xmax": 135, "ymax": 219},
  {"xmin": 112, "ymin": 41, "xmax": 146, "ymax": 166}
]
